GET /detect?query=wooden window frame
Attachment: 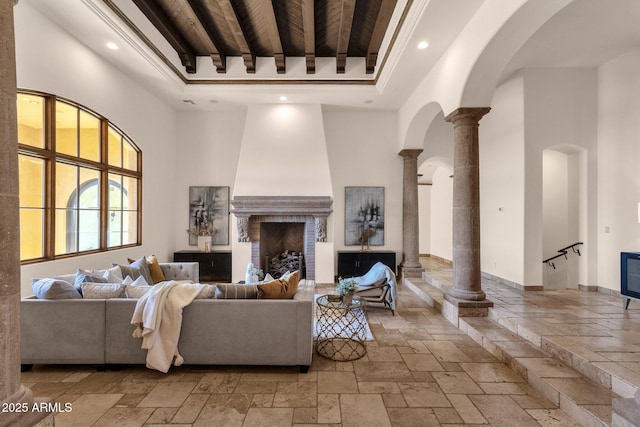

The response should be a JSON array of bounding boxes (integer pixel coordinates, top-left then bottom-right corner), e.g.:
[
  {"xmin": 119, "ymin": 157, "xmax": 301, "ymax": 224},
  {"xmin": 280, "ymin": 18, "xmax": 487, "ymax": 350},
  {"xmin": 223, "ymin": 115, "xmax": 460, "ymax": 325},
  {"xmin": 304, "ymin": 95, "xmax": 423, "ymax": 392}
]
[{"xmin": 18, "ymin": 90, "xmax": 142, "ymax": 264}]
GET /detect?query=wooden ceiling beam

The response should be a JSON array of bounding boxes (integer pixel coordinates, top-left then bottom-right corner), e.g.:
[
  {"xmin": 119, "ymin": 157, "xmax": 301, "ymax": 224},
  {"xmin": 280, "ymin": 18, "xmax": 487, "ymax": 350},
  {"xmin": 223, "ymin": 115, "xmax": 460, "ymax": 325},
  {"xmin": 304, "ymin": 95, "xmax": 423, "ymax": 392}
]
[
  {"xmin": 258, "ymin": 0, "xmax": 286, "ymax": 74},
  {"xmin": 132, "ymin": 0, "xmax": 197, "ymax": 73},
  {"xmin": 219, "ymin": 0, "xmax": 256, "ymax": 73},
  {"xmin": 366, "ymin": 0, "xmax": 397, "ymax": 74},
  {"xmin": 184, "ymin": 0, "xmax": 226, "ymax": 73},
  {"xmin": 336, "ymin": 0, "xmax": 357, "ymax": 74},
  {"xmin": 301, "ymin": 0, "xmax": 315, "ymax": 74}
]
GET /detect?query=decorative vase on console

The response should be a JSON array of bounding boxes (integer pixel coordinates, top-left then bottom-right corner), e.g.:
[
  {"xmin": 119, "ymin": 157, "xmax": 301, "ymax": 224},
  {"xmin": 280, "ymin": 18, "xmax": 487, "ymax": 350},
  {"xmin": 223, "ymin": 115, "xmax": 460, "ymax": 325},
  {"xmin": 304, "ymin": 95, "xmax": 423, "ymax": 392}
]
[
  {"xmin": 198, "ymin": 235, "xmax": 212, "ymax": 252},
  {"xmin": 187, "ymin": 220, "xmax": 216, "ymax": 252}
]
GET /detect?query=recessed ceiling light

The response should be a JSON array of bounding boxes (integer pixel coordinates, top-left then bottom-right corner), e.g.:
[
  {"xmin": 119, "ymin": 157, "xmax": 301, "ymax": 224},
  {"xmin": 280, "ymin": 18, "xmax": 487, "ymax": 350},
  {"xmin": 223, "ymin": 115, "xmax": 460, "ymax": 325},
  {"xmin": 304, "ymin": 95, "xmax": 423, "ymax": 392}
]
[
  {"xmin": 106, "ymin": 42, "xmax": 119, "ymax": 50},
  {"xmin": 417, "ymin": 40, "xmax": 429, "ymax": 49},
  {"xmin": 364, "ymin": 100, "xmax": 373, "ymax": 104},
  {"xmin": 280, "ymin": 96, "xmax": 287, "ymax": 101}
]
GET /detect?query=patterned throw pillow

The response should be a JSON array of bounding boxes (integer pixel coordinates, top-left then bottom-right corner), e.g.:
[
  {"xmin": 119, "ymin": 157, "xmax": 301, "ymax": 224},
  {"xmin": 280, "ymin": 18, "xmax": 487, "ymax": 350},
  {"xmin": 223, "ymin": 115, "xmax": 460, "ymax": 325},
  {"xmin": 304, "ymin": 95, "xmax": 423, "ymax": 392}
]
[
  {"xmin": 257, "ymin": 270, "xmax": 300, "ymax": 299},
  {"xmin": 215, "ymin": 283, "xmax": 258, "ymax": 299},
  {"xmin": 31, "ymin": 278, "xmax": 82, "ymax": 299},
  {"xmin": 125, "ymin": 284, "xmax": 153, "ymax": 298},
  {"xmin": 80, "ymin": 282, "xmax": 125, "ymax": 299},
  {"xmin": 195, "ymin": 284, "xmax": 217, "ymax": 299}
]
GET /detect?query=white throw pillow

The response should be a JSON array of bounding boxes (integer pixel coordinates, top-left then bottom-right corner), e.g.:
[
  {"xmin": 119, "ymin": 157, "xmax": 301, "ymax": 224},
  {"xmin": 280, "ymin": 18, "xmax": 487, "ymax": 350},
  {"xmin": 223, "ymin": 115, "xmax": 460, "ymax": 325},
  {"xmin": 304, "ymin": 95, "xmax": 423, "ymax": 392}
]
[
  {"xmin": 103, "ymin": 265, "xmax": 124, "ymax": 283},
  {"xmin": 130, "ymin": 275, "xmax": 149, "ymax": 287}
]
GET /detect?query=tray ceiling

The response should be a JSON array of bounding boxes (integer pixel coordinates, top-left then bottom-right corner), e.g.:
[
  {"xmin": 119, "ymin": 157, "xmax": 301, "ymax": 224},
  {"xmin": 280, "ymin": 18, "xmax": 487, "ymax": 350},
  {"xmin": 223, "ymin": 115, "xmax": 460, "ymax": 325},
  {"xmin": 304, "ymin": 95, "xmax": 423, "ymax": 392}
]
[{"xmin": 130, "ymin": 0, "xmax": 398, "ymax": 76}]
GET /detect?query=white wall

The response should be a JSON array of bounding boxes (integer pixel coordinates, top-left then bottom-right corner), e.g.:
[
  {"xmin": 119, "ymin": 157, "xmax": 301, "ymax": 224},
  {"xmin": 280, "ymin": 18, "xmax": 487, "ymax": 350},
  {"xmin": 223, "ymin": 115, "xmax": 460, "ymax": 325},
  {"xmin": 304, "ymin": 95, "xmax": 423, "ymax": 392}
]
[
  {"xmin": 418, "ymin": 112, "xmax": 453, "ymax": 258},
  {"xmin": 418, "ymin": 185, "xmax": 431, "ymax": 254},
  {"xmin": 478, "ymin": 68, "xmax": 596, "ymax": 289},
  {"xmin": 174, "ymin": 109, "xmax": 246, "ymax": 252},
  {"xmin": 598, "ymin": 48, "xmax": 640, "ymax": 290},
  {"xmin": 15, "ymin": 2, "xmax": 178, "ymax": 294},
  {"xmin": 480, "ymin": 72, "xmax": 525, "ymax": 284},
  {"xmin": 323, "ymin": 110, "xmax": 403, "ymax": 272},
  {"xmin": 429, "ymin": 167, "xmax": 453, "ymax": 260},
  {"xmin": 524, "ymin": 68, "xmax": 597, "ymax": 288},
  {"xmin": 234, "ymin": 104, "xmax": 333, "ymax": 196}
]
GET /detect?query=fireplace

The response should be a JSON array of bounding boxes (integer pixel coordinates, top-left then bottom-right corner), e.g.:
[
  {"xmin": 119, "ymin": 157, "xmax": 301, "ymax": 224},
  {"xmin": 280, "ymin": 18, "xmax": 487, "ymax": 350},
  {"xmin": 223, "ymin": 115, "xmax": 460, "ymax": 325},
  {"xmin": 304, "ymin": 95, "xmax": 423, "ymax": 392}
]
[
  {"xmin": 230, "ymin": 196, "xmax": 333, "ymax": 280},
  {"xmin": 260, "ymin": 222, "xmax": 305, "ymax": 278}
]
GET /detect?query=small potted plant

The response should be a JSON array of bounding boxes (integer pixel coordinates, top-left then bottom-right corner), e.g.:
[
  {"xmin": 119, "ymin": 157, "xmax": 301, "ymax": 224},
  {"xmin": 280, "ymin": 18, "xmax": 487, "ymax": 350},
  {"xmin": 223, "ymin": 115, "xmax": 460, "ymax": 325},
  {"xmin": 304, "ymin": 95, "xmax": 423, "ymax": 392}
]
[{"xmin": 336, "ymin": 277, "xmax": 358, "ymax": 304}]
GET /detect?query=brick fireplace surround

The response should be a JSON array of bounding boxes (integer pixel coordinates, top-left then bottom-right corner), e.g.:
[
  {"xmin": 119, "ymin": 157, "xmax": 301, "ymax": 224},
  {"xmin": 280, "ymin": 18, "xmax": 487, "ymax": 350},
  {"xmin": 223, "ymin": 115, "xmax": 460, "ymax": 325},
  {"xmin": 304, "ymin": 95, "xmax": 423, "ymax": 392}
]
[{"xmin": 230, "ymin": 196, "xmax": 333, "ymax": 280}]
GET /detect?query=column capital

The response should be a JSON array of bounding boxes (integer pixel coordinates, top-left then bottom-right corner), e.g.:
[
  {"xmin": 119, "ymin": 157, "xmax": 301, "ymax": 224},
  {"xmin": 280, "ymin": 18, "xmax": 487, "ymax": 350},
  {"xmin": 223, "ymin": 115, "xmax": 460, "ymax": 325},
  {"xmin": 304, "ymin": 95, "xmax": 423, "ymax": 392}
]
[
  {"xmin": 398, "ymin": 149, "xmax": 423, "ymax": 160},
  {"xmin": 445, "ymin": 107, "xmax": 491, "ymax": 125}
]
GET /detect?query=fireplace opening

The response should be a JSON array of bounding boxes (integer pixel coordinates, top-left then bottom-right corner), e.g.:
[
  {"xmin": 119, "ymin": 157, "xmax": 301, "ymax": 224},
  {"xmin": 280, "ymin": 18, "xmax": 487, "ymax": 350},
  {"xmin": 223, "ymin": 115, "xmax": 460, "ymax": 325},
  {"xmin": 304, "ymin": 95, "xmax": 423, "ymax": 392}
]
[{"xmin": 259, "ymin": 222, "xmax": 306, "ymax": 278}]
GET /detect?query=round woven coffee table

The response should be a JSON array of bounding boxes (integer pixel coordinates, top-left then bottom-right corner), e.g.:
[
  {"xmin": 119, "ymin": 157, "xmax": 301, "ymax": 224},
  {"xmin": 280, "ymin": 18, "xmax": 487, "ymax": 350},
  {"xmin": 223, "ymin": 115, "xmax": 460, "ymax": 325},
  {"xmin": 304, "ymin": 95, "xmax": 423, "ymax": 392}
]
[{"xmin": 316, "ymin": 294, "xmax": 367, "ymax": 361}]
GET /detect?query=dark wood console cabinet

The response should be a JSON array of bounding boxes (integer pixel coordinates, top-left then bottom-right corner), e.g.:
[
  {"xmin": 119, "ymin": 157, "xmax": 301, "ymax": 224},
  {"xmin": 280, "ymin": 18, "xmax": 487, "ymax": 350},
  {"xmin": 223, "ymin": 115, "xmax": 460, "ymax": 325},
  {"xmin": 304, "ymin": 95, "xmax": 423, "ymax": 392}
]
[
  {"xmin": 173, "ymin": 250, "xmax": 232, "ymax": 282},
  {"xmin": 337, "ymin": 251, "xmax": 396, "ymax": 278}
]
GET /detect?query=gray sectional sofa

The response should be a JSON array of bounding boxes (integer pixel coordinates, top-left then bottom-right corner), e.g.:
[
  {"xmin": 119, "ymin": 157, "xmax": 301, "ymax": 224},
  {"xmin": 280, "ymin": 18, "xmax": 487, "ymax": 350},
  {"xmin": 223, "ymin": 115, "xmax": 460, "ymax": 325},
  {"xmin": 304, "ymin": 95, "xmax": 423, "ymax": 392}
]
[{"xmin": 21, "ymin": 262, "xmax": 315, "ymax": 372}]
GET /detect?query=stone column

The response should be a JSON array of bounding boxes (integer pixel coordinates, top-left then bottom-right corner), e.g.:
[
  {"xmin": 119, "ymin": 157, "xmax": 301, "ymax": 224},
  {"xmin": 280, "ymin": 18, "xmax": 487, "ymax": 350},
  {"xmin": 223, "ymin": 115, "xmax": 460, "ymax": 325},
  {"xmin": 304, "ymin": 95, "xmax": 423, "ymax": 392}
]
[
  {"xmin": 0, "ymin": 2, "xmax": 51, "ymax": 425},
  {"xmin": 444, "ymin": 108, "xmax": 493, "ymax": 314},
  {"xmin": 398, "ymin": 149, "xmax": 424, "ymax": 279}
]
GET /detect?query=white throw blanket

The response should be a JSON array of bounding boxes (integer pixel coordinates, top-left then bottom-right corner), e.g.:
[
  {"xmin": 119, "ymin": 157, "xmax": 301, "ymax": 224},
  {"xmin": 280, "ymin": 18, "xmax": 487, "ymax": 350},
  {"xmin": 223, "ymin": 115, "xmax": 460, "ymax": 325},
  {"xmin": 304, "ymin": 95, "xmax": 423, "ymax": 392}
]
[
  {"xmin": 130, "ymin": 281, "xmax": 204, "ymax": 373},
  {"xmin": 350, "ymin": 262, "xmax": 397, "ymax": 311}
]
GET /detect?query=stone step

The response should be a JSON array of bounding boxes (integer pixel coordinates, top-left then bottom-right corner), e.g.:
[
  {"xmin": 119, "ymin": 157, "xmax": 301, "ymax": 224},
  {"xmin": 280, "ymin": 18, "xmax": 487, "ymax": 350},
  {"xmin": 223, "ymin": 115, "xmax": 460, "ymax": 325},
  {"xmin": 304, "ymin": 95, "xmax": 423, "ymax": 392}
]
[
  {"xmin": 488, "ymin": 306, "xmax": 640, "ymax": 401},
  {"xmin": 459, "ymin": 316, "xmax": 615, "ymax": 427},
  {"xmin": 404, "ymin": 276, "xmax": 621, "ymax": 427}
]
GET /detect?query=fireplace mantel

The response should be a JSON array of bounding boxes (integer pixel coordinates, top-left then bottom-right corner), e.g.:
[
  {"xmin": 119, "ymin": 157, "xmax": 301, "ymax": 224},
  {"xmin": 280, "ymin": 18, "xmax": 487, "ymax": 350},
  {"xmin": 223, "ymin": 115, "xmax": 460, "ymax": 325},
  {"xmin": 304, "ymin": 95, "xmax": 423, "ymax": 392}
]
[
  {"xmin": 230, "ymin": 196, "xmax": 333, "ymax": 216},
  {"xmin": 230, "ymin": 196, "xmax": 333, "ymax": 243}
]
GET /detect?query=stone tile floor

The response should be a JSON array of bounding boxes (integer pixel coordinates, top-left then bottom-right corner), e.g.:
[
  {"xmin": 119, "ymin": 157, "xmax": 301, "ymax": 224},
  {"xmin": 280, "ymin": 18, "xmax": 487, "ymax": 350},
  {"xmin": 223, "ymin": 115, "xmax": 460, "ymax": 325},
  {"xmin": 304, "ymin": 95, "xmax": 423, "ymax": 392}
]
[
  {"xmin": 417, "ymin": 256, "xmax": 640, "ymax": 395},
  {"xmin": 412, "ymin": 256, "xmax": 640, "ymax": 426},
  {"xmin": 22, "ymin": 280, "xmax": 580, "ymax": 427}
]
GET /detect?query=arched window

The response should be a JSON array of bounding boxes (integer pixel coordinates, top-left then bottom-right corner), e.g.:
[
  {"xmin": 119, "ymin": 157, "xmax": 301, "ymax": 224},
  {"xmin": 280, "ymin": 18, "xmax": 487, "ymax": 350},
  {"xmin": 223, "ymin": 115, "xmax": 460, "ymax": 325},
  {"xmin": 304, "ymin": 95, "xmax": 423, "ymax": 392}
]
[{"xmin": 17, "ymin": 90, "xmax": 142, "ymax": 263}]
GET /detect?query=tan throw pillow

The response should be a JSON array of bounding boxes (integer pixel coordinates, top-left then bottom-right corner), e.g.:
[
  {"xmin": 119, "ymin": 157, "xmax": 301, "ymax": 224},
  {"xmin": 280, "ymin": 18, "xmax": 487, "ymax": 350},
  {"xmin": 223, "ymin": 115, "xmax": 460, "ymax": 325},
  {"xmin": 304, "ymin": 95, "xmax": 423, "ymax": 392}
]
[
  {"xmin": 257, "ymin": 270, "xmax": 300, "ymax": 299},
  {"xmin": 146, "ymin": 255, "xmax": 166, "ymax": 284}
]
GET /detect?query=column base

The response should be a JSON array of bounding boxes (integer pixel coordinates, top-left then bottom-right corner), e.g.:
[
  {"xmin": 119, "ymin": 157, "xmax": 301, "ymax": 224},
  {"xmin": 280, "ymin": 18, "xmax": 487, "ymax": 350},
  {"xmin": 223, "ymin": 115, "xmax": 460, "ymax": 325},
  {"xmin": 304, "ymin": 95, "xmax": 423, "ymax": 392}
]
[
  {"xmin": 0, "ymin": 387, "xmax": 53, "ymax": 427},
  {"xmin": 398, "ymin": 264, "xmax": 424, "ymax": 279},
  {"xmin": 442, "ymin": 294, "xmax": 494, "ymax": 326}
]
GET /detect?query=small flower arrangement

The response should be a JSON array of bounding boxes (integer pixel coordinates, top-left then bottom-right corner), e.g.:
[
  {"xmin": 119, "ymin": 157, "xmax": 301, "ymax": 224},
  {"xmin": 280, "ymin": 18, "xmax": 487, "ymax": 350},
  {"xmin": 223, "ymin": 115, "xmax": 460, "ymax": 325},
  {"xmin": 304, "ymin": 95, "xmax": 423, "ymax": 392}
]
[
  {"xmin": 186, "ymin": 220, "xmax": 216, "ymax": 237},
  {"xmin": 336, "ymin": 277, "xmax": 358, "ymax": 297}
]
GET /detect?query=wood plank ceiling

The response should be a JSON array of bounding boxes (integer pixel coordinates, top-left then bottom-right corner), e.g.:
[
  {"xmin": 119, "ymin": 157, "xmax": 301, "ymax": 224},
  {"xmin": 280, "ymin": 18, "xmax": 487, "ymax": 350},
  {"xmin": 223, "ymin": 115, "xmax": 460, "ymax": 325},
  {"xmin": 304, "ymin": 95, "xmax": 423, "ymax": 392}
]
[{"xmin": 132, "ymin": 0, "xmax": 398, "ymax": 75}]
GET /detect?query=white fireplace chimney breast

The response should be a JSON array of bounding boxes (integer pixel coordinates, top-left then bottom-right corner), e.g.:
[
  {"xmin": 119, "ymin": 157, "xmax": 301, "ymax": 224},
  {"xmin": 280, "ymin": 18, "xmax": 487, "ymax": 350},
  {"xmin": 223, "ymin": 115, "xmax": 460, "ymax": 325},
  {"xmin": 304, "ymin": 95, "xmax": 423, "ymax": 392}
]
[{"xmin": 234, "ymin": 104, "xmax": 333, "ymax": 197}]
